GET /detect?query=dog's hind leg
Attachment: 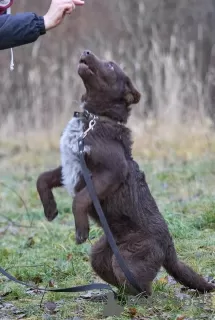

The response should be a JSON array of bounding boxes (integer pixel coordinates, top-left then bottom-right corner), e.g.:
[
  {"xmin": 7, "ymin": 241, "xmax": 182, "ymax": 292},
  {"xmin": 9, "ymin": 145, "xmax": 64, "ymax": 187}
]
[
  {"xmin": 90, "ymin": 235, "xmax": 118, "ymax": 287},
  {"xmin": 37, "ymin": 166, "xmax": 63, "ymax": 221},
  {"xmin": 112, "ymin": 239, "xmax": 164, "ymax": 296}
]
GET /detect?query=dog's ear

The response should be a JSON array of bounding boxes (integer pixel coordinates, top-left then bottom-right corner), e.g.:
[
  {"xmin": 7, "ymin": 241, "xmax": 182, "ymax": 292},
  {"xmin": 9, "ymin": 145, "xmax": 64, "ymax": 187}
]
[{"xmin": 124, "ymin": 77, "xmax": 141, "ymax": 105}]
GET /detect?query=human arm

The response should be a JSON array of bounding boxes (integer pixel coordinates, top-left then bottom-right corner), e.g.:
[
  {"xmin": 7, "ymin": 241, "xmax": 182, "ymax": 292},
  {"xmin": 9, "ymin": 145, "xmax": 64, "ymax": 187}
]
[
  {"xmin": 0, "ymin": 0, "xmax": 84, "ymax": 50},
  {"xmin": 0, "ymin": 13, "xmax": 46, "ymax": 50}
]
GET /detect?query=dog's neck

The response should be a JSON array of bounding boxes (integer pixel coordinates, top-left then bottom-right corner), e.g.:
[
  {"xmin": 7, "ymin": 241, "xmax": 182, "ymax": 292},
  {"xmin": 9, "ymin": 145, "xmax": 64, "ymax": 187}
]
[
  {"xmin": 76, "ymin": 103, "xmax": 123, "ymax": 125},
  {"xmin": 80, "ymin": 100, "xmax": 130, "ymax": 124}
]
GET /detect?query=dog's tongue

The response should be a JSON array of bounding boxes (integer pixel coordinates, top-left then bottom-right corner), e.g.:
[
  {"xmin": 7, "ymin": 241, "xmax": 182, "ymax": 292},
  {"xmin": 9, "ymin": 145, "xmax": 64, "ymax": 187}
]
[{"xmin": 0, "ymin": 0, "xmax": 13, "ymax": 14}]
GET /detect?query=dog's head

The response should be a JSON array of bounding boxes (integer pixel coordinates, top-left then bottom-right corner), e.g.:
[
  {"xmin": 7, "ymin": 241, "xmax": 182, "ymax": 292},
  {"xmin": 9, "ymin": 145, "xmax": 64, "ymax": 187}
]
[{"xmin": 77, "ymin": 50, "xmax": 141, "ymax": 122}]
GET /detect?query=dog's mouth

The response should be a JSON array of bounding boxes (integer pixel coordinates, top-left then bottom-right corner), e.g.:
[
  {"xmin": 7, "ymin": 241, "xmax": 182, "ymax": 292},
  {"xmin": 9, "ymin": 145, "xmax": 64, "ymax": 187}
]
[
  {"xmin": 79, "ymin": 58, "xmax": 91, "ymax": 69},
  {"xmin": 78, "ymin": 57, "xmax": 95, "ymax": 75},
  {"xmin": 79, "ymin": 58, "xmax": 88, "ymax": 66}
]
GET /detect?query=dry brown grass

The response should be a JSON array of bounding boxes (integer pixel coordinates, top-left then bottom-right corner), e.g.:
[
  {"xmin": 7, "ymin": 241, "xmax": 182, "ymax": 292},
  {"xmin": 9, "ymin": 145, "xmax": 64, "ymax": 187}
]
[
  {"xmin": 1, "ymin": 42, "xmax": 214, "ymax": 163},
  {"xmin": 1, "ymin": 2, "xmax": 215, "ymax": 162},
  {"xmin": 1, "ymin": 117, "xmax": 215, "ymax": 170},
  {"xmin": 130, "ymin": 117, "xmax": 215, "ymax": 160}
]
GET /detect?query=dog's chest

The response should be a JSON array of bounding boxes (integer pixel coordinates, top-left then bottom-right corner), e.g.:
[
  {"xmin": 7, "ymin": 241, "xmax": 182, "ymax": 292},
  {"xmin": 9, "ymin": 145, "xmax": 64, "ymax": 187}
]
[{"xmin": 60, "ymin": 117, "xmax": 89, "ymax": 196}]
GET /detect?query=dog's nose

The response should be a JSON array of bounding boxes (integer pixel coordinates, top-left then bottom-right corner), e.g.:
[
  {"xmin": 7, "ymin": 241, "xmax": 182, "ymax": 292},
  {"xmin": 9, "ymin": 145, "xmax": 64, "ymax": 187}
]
[{"xmin": 83, "ymin": 50, "xmax": 92, "ymax": 57}]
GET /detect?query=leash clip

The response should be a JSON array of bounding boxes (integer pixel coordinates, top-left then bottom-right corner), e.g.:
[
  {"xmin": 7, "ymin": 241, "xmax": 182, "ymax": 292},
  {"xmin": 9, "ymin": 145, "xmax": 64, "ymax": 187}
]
[{"xmin": 82, "ymin": 118, "xmax": 96, "ymax": 139}]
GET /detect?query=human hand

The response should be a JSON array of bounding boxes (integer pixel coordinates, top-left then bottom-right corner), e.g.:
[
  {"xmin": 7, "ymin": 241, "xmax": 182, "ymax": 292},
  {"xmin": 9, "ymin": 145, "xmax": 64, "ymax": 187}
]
[{"xmin": 44, "ymin": 0, "xmax": 85, "ymax": 31}]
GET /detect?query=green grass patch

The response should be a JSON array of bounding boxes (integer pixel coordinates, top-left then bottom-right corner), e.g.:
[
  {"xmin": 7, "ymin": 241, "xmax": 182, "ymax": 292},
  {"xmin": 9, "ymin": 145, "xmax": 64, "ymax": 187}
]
[{"xmin": 0, "ymin": 152, "xmax": 215, "ymax": 319}]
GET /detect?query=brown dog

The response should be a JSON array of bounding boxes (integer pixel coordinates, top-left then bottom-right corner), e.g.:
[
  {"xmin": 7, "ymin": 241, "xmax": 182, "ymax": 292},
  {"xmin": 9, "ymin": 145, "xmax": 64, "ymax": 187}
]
[{"xmin": 37, "ymin": 50, "xmax": 215, "ymax": 296}]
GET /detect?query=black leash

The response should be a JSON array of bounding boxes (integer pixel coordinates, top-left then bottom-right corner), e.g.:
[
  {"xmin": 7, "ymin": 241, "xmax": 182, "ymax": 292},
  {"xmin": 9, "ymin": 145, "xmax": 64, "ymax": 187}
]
[
  {"xmin": 0, "ymin": 265, "xmax": 113, "ymax": 293},
  {"xmin": 78, "ymin": 137, "xmax": 143, "ymax": 294}
]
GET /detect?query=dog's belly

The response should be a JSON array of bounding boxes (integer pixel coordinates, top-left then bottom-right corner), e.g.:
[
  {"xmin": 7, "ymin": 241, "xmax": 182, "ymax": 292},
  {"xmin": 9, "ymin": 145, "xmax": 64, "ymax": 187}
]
[{"xmin": 60, "ymin": 117, "xmax": 89, "ymax": 196}]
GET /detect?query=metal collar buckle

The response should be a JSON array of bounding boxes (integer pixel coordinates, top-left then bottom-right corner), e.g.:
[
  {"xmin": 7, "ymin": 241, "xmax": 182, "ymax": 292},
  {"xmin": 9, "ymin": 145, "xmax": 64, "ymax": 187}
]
[
  {"xmin": 82, "ymin": 118, "xmax": 96, "ymax": 138},
  {"xmin": 73, "ymin": 110, "xmax": 98, "ymax": 122},
  {"xmin": 73, "ymin": 110, "xmax": 98, "ymax": 139},
  {"xmin": 83, "ymin": 110, "xmax": 99, "ymax": 121}
]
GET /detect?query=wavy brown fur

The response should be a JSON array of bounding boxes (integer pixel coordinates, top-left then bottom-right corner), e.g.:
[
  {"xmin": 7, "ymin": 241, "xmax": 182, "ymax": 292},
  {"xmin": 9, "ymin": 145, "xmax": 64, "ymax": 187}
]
[{"xmin": 36, "ymin": 50, "xmax": 215, "ymax": 296}]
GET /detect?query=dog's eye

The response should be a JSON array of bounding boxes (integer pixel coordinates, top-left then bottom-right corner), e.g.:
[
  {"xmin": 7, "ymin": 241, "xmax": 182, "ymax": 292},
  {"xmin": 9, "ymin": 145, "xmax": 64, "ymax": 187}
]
[{"xmin": 107, "ymin": 62, "xmax": 114, "ymax": 71}]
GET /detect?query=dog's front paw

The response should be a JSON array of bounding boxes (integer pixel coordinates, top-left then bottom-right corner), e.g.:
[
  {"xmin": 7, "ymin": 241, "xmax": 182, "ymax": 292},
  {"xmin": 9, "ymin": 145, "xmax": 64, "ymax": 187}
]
[
  {"xmin": 76, "ymin": 227, "xmax": 89, "ymax": 244},
  {"xmin": 44, "ymin": 200, "xmax": 58, "ymax": 221}
]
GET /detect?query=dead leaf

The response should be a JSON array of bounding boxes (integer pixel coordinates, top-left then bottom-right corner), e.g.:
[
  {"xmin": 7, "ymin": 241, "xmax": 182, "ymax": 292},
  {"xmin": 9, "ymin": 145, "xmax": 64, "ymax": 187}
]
[
  {"xmin": 128, "ymin": 307, "xmax": 137, "ymax": 317},
  {"xmin": 67, "ymin": 254, "xmax": 73, "ymax": 261},
  {"xmin": 48, "ymin": 280, "xmax": 55, "ymax": 287},
  {"xmin": 158, "ymin": 276, "xmax": 168, "ymax": 284},
  {"xmin": 176, "ymin": 316, "xmax": 186, "ymax": 320}
]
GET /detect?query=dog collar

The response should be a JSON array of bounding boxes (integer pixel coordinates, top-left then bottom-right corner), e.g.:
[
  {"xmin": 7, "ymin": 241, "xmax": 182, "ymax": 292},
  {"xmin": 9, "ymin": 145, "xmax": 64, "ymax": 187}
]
[{"xmin": 73, "ymin": 109, "xmax": 123, "ymax": 125}]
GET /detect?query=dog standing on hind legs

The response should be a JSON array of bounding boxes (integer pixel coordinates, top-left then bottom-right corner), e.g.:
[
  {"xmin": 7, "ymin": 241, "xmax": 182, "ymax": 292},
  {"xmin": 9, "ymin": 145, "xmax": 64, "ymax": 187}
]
[{"xmin": 36, "ymin": 50, "xmax": 215, "ymax": 297}]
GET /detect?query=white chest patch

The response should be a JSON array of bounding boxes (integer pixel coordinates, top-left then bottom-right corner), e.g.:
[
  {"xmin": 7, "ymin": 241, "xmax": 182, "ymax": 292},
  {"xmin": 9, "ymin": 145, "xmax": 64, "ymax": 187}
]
[{"xmin": 60, "ymin": 117, "xmax": 90, "ymax": 197}]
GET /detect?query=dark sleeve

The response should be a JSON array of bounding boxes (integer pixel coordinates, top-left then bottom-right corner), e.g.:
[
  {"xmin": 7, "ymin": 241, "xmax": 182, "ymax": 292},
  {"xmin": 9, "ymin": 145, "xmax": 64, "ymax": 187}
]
[{"xmin": 0, "ymin": 12, "xmax": 46, "ymax": 50}]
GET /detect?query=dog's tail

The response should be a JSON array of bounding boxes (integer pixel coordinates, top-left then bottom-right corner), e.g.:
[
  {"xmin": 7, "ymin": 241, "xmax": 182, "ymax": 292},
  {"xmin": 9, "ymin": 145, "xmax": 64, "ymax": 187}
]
[{"xmin": 163, "ymin": 244, "xmax": 215, "ymax": 293}]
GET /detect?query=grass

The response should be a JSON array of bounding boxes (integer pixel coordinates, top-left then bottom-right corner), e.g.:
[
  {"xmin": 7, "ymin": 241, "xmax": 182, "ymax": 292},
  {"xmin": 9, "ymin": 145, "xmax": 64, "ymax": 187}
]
[
  {"xmin": 1, "ymin": 1, "xmax": 215, "ymax": 318},
  {"xmin": 0, "ymin": 136, "xmax": 215, "ymax": 320}
]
